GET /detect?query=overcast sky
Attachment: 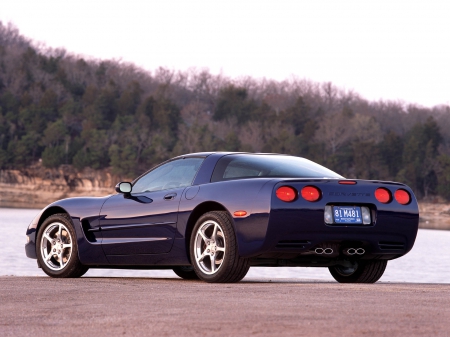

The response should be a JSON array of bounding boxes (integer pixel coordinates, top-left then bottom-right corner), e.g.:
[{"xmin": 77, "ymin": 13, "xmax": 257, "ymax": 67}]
[{"xmin": 0, "ymin": 0, "xmax": 449, "ymax": 107}]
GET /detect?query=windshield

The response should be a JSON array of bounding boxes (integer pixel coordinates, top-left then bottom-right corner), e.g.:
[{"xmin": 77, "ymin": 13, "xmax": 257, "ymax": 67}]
[{"xmin": 211, "ymin": 154, "xmax": 343, "ymax": 182}]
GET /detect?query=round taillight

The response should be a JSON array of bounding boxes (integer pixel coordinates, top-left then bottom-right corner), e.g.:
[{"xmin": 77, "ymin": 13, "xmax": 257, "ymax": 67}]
[
  {"xmin": 395, "ymin": 189, "xmax": 411, "ymax": 205},
  {"xmin": 301, "ymin": 186, "xmax": 321, "ymax": 202},
  {"xmin": 375, "ymin": 188, "xmax": 391, "ymax": 203},
  {"xmin": 276, "ymin": 186, "xmax": 297, "ymax": 202}
]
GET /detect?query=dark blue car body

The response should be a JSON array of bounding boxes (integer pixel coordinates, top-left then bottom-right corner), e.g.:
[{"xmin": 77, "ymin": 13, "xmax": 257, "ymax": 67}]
[{"xmin": 25, "ymin": 152, "xmax": 419, "ymax": 270}]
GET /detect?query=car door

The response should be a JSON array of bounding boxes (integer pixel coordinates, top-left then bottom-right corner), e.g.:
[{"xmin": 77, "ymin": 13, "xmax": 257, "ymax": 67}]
[{"xmin": 99, "ymin": 157, "xmax": 205, "ymax": 256}]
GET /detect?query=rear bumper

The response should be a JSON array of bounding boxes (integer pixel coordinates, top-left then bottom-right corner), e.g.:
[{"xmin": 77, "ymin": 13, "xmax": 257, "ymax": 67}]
[
  {"xmin": 241, "ymin": 208, "xmax": 419, "ymax": 260},
  {"xmin": 234, "ymin": 179, "xmax": 420, "ymax": 260}
]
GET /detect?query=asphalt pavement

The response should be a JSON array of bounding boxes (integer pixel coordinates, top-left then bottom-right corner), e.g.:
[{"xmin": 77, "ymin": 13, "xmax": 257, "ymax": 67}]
[{"xmin": 0, "ymin": 276, "xmax": 449, "ymax": 336}]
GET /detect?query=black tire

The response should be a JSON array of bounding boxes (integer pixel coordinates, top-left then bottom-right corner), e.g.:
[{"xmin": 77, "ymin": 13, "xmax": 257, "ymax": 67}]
[
  {"xmin": 190, "ymin": 211, "xmax": 250, "ymax": 283},
  {"xmin": 173, "ymin": 266, "xmax": 199, "ymax": 280},
  {"xmin": 36, "ymin": 213, "xmax": 89, "ymax": 278},
  {"xmin": 329, "ymin": 260, "xmax": 388, "ymax": 283}
]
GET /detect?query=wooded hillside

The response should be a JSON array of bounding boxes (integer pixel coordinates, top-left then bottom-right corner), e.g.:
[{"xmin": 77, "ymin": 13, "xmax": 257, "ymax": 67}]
[{"xmin": 1, "ymin": 22, "xmax": 450, "ymax": 199}]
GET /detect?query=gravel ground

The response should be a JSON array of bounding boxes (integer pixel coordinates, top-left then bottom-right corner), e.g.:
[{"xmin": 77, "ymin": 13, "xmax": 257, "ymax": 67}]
[{"xmin": 0, "ymin": 277, "xmax": 449, "ymax": 337}]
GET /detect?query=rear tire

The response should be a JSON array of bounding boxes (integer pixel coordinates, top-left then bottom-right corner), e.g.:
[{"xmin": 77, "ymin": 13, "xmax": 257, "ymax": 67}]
[
  {"xmin": 190, "ymin": 211, "xmax": 250, "ymax": 283},
  {"xmin": 329, "ymin": 260, "xmax": 387, "ymax": 283},
  {"xmin": 36, "ymin": 213, "xmax": 89, "ymax": 278},
  {"xmin": 173, "ymin": 266, "xmax": 199, "ymax": 280}
]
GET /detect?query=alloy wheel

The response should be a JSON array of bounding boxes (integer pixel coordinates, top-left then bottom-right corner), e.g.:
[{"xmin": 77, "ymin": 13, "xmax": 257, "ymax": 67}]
[
  {"xmin": 40, "ymin": 222, "xmax": 73, "ymax": 271},
  {"xmin": 193, "ymin": 220, "xmax": 226, "ymax": 275}
]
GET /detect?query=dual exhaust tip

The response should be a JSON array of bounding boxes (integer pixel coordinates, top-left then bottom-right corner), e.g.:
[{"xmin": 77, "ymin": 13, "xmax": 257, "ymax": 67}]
[
  {"xmin": 314, "ymin": 247, "xmax": 365, "ymax": 255},
  {"xmin": 314, "ymin": 248, "xmax": 334, "ymax": 255},
  {"xmin": 345, "ymin": 248, "xmax": 365, "ymax": 255}
]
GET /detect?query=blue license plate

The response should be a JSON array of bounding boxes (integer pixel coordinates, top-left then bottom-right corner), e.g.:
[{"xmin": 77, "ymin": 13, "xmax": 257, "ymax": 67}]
[{"xmin": 333, "ymin": 206, "xmax": 362, "ymax": 224}]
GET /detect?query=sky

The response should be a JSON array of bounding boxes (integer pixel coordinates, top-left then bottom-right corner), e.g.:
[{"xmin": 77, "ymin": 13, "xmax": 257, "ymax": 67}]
[{"xmin": 0, "ymin": 0, "xmax": 449, "ymax": 107}]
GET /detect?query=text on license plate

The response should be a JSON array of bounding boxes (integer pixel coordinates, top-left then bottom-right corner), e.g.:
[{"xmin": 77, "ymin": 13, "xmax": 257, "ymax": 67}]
[{"xmin": 333, "ymin": 206, "xmax": 362, "ymax": 224}]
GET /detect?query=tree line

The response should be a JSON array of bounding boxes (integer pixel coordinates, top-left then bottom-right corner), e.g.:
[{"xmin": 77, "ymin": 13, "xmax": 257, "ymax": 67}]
[{"xmin": 1, "ymin": 22, "xmax": 450, "ymax": 199}]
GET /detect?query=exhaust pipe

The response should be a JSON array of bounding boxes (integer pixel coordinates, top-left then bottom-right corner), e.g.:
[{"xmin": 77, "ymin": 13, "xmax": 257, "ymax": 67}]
[
  {"xmin": 344, "ymin": 248, "xmax": 365, "ymax": 256},
  {"xmin": 315, "ymin": 248, "xmax": 334, "ymax": 255},
  {"xmin": 324, "ymin": 248, "xmax": 333, "ymax": 254}
]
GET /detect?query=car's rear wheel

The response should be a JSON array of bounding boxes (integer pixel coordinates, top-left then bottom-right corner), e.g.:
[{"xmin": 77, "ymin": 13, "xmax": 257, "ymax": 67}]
[
  {"xmin": 173, "ymin": 266, "xmax": 199, "ymax": 280},
  {"xmin": 328, "ymin": 260, "xmax": 387, "ymax": 283},
  {"xmin": 36, "ymin": 213, "xmax": 89, "ymax": 278},
  {"xmin": 190, "ymin": 211, "xmax": 250, "ymax": 283}
]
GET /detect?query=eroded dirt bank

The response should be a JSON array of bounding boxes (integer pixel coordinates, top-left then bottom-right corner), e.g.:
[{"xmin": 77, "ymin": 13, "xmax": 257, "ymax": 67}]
[
  {"xmin": 0, "ymin": 277, "xmax": 449, "ymax": 337},
  {"xmin": 0, "ymin": 165, "xmax": 119, "ymax": 209},
  {"xmin": 1, "ymin": 166, "xmax": 450, "ymax": 230}
]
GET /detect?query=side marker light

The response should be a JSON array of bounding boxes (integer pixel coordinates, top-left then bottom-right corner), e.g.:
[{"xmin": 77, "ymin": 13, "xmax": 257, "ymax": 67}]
[{"xmin": 233, "ymin": 211, "xmax": 247, "ymax": 217}]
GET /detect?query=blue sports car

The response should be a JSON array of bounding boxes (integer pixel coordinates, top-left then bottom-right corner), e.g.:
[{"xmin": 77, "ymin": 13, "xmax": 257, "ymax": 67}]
[{"xmin": 25, "ymin": 152, "xmax": 419, "ymax": 283}]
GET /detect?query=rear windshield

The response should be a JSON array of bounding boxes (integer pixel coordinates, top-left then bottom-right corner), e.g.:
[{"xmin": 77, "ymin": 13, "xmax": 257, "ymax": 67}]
[{"xmin": 211, "ymin": 154, "xmax": 343, "ymax": 182}]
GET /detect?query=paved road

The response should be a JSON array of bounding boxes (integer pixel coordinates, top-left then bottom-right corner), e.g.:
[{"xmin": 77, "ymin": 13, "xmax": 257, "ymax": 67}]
[{"xmin": 0, "ymin": 277, "xmax": 449, "ymax": 336}]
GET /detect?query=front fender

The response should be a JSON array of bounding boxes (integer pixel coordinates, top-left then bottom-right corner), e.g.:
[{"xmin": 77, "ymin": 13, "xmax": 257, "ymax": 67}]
[{"xmin": 25, "ymin": 196, "xmax": 112, "ymax": 265}]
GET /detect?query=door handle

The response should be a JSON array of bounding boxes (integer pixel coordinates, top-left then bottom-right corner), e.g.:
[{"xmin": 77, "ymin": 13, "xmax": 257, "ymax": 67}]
[{"xmin": 164, "ymin": 193, "xmax": 177, "ymax": 200}]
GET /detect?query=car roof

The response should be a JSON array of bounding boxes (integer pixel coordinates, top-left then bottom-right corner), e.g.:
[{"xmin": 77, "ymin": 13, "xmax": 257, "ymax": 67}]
[{"xmin": 174, "ymin": 152, "xmax": 296, "ymax": 159}]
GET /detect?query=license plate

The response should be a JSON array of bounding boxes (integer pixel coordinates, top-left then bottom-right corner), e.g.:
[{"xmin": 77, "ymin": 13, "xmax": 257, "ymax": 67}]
[{"xmin": 333, "ymin": 206, "xmax": 362, "ymax": 224}]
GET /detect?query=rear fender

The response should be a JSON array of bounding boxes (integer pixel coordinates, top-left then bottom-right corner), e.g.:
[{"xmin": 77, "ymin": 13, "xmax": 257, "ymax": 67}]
[{"xmin": 178, "ymin": 179, "xmax": 275, "ymax": 258}]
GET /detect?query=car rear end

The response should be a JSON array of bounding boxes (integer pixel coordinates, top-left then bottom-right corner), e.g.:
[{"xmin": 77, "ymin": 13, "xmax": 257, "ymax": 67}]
[{"xmin": 254, "ymin": 178, "xmax": 419, "ymax": 264}]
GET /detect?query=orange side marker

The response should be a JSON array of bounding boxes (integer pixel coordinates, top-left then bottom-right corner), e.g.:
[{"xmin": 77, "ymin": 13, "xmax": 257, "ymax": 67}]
[{"xmin": 233, "ymin": 211, "xmax": 247, "ymax": 217}]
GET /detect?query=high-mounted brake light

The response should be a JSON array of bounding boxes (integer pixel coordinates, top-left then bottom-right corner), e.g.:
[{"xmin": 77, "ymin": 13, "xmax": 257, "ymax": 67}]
[
  {"xmin": 375, "ymin": 188, "xmax": 391, "ymax": 203},
  {"xmin": 394, "ymin": 189, "xmax": 411, "ymax": 205},
  {"xmin": 339, "ymin": 180, "xmax": 357, "ymax": 185},
  {"xmin": 301, "ymin": 186, "xmax": 321, "ymax": 202},
  {"xmin": 276, "ymin": 186, "xmax": 297, "ymax": 202}
]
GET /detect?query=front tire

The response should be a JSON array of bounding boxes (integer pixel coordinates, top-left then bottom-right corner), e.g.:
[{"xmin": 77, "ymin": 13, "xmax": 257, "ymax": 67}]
[
  {"xmin": 190, "ymin": 211, "xmax": 250, "ymax": 283},
  {"xmin": 173, "ymin": 266, "xmax": 199, "ymax": 280},
  {"xmin": 329, "ymin": 260, "xmax": 388, "ymax": 283},
  {"xmin": 36, "ymin": 213, "xmax": 89, "ymax": 278}
]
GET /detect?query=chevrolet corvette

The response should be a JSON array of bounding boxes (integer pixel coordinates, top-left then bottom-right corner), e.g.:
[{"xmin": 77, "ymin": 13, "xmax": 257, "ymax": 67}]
[{"xmin": 25, "ymin": 152, "xmax": 419, "ymax": 283}]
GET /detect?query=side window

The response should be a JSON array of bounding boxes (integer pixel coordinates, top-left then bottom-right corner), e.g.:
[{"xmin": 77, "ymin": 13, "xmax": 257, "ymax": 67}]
[
  {"xmin": 223, "ymin": 162, "xmax": 260, "ymax": 179},
  {"xmin": 132, "ymin": 158, "xmax": 204, "ymax": 193}
]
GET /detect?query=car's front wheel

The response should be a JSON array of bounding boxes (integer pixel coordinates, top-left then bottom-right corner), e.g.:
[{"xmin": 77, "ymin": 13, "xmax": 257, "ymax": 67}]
[
  {"xmin": 172, "ymin": 266, "xmax": 199, "ymax": 280},
  {"xmin": 328, "ymin": 260, "xmax": 387, "ymax": 283},
  {"xmin": 36, "ymin": 213, "xmax": 89, "ymax": 278},
  {"xmin": 190, "ymin": 211, "xmax": 250, "ymax": 283}
]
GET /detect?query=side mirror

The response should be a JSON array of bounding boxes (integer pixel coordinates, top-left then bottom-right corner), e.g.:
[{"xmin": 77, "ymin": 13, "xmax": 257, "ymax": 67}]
[{"xmin": 115, "ymin": 182, "xmax": 132, "ymax": 194}]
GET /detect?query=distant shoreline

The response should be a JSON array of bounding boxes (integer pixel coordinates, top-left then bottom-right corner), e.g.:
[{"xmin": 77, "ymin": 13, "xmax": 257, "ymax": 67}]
[
  {"xmin": 2, "ymin": 166, "xmax": 449, "ymax": 230},
  {"xmin": 1, "ymin": 181, "xmax": 449, "ymax": 230}
]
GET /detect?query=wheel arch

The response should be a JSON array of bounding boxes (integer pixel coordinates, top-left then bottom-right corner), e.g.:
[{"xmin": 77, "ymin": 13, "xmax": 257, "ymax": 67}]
[
  {"xmin": 184, "ymin": 201, "xmax": 233, "ymax": 263},
  {"xmin": 34, "ymin": 206, "xmax": 73, "ymax": 268},
  {"xmin": 37, "ymin": 206, "xmax": 70, "ymax": 233}
]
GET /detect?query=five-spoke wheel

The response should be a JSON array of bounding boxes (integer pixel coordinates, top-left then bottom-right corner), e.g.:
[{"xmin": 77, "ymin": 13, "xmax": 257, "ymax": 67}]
[
  {"xmin": 194, "ymin": 220, "xmax": 226, "ymax": 275},
  {"xmin": 37, "ymin": 213, "xmax": 89, "ymax": 278},
  {"xmin": 40, "ymin": 222, "xmax": 73, "ymax": 271},
  {"xmin": 190, "ymin": 211, "xmax": 250, "ymax": 283}
]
